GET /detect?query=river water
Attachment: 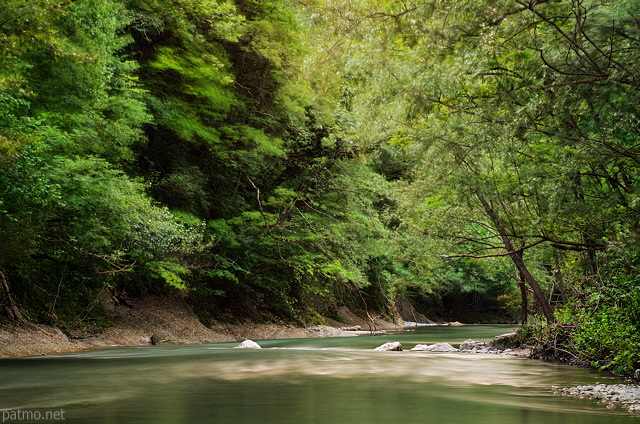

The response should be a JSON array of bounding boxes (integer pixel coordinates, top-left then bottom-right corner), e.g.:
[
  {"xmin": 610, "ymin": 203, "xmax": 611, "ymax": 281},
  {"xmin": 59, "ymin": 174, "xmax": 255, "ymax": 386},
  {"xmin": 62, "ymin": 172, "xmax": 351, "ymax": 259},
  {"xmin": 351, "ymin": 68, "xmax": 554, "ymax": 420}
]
[{"xmin": 0, "ymin": 325, "xmax": 636, "ymax": 423}]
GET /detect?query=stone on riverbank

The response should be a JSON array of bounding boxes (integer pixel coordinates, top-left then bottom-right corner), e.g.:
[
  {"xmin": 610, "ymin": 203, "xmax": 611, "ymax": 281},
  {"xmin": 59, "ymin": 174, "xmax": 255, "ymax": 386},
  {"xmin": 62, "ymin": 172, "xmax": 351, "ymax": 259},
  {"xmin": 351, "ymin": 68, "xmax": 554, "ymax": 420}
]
[
  {"xmin": 410, "ymin": 342, "xmax": 458, "ymax": 352},
  {"xmin": 235, "ymin": 339, "xmax": 262, "ymax": 349},
  {"xmin": 341, "ymin": 325, "xmax": 362, "ymax": 331},
  {"xmin": 374, "ymin": 342, "xmax": 403, "ymax": 351},
  {"xmin": 488, "ymin": 332, "xmax": 519, "ymax": 350}
]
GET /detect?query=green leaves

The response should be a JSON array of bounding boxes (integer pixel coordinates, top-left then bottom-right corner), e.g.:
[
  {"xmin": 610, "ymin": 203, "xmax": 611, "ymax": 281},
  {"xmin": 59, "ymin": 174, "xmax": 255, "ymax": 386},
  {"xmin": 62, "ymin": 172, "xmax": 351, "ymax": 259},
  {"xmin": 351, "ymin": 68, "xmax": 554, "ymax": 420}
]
[
  {"xmin": 10, "ymin": 0, "xmax": 638, "ymax": 331},
  {"xmin": 297, "ymin": 0, "xmax": 640, "ymax": 327},
  {"xmin": 3, "ymin": 148, "xmax": 208, "ymax": 273}
]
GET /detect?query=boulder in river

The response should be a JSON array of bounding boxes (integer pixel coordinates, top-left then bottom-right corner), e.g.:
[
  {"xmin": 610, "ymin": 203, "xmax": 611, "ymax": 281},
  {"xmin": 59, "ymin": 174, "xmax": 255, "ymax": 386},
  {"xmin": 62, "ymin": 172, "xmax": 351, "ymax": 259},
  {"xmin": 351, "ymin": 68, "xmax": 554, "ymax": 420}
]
[
  {"xmin": 374, "ymin": 341, "xmax": 403, "ymax": 351},
  {"xmin": 488, "ymin": 332, "xmax": 519, "ymax": 350},
  {"xmin": 459, "ymin": 339, "xmax": 486, "ymax": 352},
  {"xmin": 410, "ymin": 344, "xmax": 429, "ymax": 351},
  {"xmin": 410, "ymin": 342, "xmax": 458, "ymax": 352},
  {"xmin": 235, "ymin": 339, "xmax": 262, "ymax": 349}
]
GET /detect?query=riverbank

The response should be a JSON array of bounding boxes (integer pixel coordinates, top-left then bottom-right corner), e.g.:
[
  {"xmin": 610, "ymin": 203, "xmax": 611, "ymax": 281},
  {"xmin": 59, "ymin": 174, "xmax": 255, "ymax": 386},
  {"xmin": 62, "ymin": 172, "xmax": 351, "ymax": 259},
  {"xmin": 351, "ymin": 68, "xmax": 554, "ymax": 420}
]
[{"xmin": 0, "ymin": 294, "xmax": 403, "ymax": 358}]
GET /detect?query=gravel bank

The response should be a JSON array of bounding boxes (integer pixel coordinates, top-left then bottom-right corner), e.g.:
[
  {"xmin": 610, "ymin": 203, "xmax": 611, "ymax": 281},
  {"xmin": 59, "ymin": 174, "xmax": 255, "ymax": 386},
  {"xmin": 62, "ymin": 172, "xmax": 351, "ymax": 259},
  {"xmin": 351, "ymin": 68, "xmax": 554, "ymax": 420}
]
[{"xmin": 553, "ymin": 384, "xmax": 640, "ymax": 413}]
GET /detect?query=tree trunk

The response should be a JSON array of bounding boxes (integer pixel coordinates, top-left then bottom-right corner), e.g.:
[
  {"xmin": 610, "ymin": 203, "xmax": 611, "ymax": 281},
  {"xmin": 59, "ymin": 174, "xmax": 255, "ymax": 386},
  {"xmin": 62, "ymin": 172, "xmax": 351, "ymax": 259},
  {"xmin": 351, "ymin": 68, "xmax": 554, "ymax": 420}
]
[
  {"xmin": 0, "ymin": 270, "xmax": 24, "ymax": 322},
  {"xmin": 518, "ymin": 280, "xmax": 528, "ymax": 325},
  {"xmin": 477, "ymin": 194, "xmax": 556, "ymax": 323}
]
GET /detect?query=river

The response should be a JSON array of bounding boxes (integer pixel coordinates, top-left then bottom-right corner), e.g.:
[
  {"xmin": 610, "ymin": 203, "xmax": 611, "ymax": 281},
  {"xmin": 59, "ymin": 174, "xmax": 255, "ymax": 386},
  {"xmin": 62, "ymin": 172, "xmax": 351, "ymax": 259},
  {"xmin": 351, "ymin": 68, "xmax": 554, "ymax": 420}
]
[{"xmin": 0, "ymin": 325, "xmax": 635, "ymax": 423}]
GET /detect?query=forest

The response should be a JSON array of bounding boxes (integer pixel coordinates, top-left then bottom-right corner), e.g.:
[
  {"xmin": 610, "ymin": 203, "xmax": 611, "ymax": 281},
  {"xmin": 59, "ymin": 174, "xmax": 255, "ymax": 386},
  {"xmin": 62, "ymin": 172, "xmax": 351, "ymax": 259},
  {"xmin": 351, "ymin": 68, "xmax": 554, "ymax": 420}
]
[{"xmin": 0, "ymin": 0, "xmax": 639, "ymax": 375}]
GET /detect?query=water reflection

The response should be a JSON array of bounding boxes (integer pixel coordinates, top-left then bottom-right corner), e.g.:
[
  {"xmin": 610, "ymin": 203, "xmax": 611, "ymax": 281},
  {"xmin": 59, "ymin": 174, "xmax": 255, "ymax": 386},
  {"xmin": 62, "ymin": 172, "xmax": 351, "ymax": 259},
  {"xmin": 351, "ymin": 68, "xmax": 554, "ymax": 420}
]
[{"xmin": 0, "ymin": 325, "xmax": 634, "ymax": 423}]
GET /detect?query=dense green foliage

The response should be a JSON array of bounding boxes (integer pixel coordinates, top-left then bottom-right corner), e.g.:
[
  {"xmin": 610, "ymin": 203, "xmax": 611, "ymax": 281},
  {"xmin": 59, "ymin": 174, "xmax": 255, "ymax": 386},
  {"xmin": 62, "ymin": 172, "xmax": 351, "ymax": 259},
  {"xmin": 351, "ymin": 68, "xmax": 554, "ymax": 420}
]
[
  {"xmin": 0, "ymin": 0, "xmax": 417, "ymax": 327},
  {"xmin": 301, "ymin": 0, "xmax": 640, "ymax": 373},
  {"xmin": 1, "ymin": 0, "xmax": 639, "ymax": 374}
]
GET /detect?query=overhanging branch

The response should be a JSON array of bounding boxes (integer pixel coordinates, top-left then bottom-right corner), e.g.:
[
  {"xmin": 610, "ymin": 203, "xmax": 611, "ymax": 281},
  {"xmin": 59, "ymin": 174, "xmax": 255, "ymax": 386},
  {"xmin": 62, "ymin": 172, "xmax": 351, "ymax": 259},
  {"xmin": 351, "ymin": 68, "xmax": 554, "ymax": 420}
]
[
  {"xmin": 441, "ymin": 234, "xmax": 607, "ymax": 259},
  {"xmin": 440, "ymin": 239, "xmax": 546, "ymax": 259}
]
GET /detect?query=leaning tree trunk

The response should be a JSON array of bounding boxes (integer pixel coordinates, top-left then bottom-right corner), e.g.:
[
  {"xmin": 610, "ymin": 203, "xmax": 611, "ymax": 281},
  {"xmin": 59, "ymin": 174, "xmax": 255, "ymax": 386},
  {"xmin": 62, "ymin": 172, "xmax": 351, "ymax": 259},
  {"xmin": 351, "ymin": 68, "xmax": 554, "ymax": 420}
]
[
  {"xmin": 0, "ymin": 270, "xmax": 24, "ymax": 322},
  {"xmin": 477, "ymin": 194, "xmax": 556, "ymax": 323},
  {"xmin": 517, "ymin": 278, "xmax": 528, "ymax": 325},
  {"xmin": 511, "ymin": 250, "xmax": 556, "ymax": 323}
]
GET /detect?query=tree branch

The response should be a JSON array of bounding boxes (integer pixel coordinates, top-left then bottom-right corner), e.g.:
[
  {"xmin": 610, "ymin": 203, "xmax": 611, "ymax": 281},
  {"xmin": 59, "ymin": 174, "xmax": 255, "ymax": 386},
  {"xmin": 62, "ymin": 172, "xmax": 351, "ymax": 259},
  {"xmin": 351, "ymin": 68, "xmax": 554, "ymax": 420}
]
[{"xmin": 441, "ymin": 239, "xmax": 546, "ymax": 259}]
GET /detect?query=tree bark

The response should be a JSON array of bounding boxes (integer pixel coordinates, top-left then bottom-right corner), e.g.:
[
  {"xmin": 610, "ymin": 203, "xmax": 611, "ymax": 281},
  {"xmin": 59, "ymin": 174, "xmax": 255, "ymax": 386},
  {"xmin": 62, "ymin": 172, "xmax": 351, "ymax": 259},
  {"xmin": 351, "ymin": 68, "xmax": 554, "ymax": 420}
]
[
  {"xmin": 477, "ymin": 194, "xmax": 556, "ymax": 323},
  {"xmin": 517, "ymin": 279, "xmax": 528, "ymax": 325},
  {"xmin": 0, "ymin": 270, "xmax": 24, "ymax": 322}
]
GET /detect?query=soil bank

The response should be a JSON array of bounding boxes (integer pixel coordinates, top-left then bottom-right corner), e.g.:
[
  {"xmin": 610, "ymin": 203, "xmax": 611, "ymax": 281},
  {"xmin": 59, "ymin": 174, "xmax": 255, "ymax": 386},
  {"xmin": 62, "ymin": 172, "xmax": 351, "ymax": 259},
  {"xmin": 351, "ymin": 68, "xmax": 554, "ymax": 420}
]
[{"xmin": 0, "ymin": 294, "xmax": 402, "ymax": 358}]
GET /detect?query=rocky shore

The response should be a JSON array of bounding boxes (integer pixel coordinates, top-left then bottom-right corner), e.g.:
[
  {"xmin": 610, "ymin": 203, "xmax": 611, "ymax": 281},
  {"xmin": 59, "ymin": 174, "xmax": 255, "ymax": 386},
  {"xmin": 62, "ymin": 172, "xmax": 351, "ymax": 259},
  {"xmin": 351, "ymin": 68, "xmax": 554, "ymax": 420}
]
[
  {"xmin": 371, "ymin": 333, "xmax": 531, "ymax": 358},
  {"xmin": 553, "ymin": 384, "xmax": 640, "ymax": 413}
]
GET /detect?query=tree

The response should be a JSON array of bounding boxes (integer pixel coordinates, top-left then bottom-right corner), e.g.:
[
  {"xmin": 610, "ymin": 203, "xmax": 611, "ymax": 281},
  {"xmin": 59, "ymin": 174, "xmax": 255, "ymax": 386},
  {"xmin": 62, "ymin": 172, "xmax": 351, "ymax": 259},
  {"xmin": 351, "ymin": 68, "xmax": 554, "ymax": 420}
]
[{"xmin": 300, "ymin": 0, "xmax": 640, "ymax": 328}]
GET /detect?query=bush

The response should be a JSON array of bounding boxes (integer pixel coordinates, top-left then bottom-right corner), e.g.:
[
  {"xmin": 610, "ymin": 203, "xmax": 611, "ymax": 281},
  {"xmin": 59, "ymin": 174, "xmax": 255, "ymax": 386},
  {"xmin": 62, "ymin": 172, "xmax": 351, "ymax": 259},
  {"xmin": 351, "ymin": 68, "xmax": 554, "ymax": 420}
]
[{"xmin": 524, "ymin": 290, "xmax": 640, "ymax": 376}]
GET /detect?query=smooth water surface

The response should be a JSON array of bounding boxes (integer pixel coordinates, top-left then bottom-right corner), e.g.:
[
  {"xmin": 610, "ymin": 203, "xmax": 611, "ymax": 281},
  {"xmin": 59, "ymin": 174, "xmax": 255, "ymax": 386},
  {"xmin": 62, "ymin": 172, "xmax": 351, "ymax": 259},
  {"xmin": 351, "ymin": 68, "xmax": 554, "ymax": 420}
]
[{"xmin": 0, "ymin": 325, "xmax": 636, "ymax": 423}]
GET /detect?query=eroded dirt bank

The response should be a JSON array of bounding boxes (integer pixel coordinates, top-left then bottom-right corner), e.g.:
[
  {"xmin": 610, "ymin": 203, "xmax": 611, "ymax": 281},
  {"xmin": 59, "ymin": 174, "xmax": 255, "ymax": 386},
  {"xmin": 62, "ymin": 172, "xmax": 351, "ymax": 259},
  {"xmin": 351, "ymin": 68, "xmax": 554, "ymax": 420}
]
[{"xmin": 0, "ymin": 295, "xmax": 402, "ymax": 358}]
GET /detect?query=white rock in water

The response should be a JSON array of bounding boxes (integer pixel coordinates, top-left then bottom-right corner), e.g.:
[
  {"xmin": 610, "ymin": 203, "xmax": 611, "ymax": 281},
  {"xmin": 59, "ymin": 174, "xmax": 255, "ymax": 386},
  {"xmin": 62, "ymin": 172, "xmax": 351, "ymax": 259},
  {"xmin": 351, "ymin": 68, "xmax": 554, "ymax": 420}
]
[
  {"xmin": 460, "ymin": 339, "xmax": 485, "ymax": 351},
  {"xmin": 236, "ymin": 339, "xmax": 262, "ymax": 349},
  {"xmin": 374, "ymin": 341, "xmax": 403, "ymax": 351},
  {"xmin": 410, "ymin": 342, "xmax": 458, "ymax": 352},
  {"xmin": 410, "ymin": 344, "xmax": 430, "ymax": 351}
]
